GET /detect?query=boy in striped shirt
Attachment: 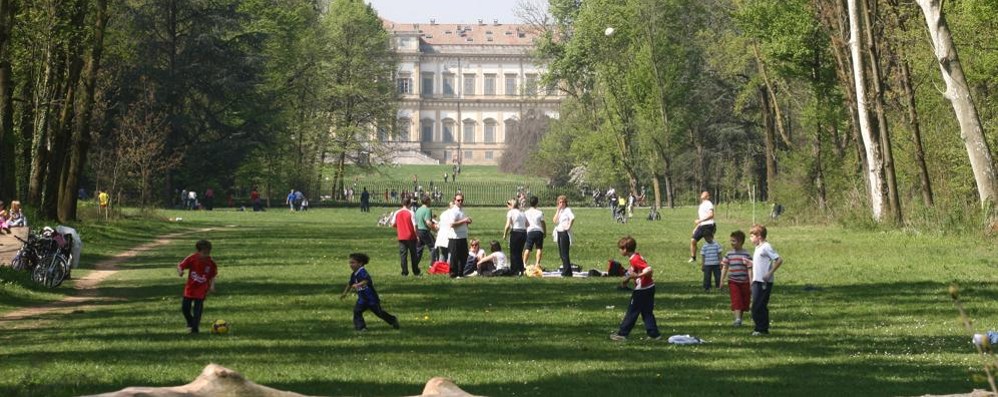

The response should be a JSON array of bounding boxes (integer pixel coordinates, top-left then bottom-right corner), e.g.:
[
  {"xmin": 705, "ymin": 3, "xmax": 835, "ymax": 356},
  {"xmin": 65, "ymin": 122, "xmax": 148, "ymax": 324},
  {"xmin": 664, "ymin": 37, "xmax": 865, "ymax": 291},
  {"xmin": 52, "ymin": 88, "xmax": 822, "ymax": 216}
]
[
  {"xmin": 700, "ymin": 231, "xmax": 722, "ymax": 292},
  {"xmin": 720, "ymin": 230, "xmax": 752, "ymax": 327}
]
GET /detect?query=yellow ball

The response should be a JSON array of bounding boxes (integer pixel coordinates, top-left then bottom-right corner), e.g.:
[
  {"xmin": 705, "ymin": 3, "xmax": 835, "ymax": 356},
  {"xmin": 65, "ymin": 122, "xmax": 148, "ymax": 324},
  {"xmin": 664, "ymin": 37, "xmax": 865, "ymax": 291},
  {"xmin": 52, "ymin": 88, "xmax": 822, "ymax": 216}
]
[{"xmin": 211, "ymin": 319, "xmax": 230, "ymax": 335}]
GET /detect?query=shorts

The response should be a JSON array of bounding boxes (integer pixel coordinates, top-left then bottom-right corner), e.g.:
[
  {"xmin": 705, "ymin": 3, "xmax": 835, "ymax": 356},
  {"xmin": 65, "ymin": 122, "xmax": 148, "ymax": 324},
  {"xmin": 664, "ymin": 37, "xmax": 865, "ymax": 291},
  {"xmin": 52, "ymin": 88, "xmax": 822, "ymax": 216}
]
[
  {"xmin": 525, "ymin": 231, "xmax": 545, "ymax": 250},
  {"xmin": 692, "ymin": 224, "xmax": 716, "ymax": 241},
  {"xmin": 728, "ymin": 280, "xmax": 751, "ymax": 311}
]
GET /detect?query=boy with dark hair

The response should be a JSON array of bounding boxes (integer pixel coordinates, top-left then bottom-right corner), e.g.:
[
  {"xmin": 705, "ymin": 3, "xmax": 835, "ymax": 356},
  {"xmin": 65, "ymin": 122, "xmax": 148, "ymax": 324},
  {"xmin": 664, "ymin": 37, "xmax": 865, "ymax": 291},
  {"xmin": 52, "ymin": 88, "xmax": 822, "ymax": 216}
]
[
  {"xmin": 749, "ymin": 225, "xmax": 783, "ymax": 335},
  {"xmin": 391, "ymin": 196, "xmax": 420, "ymax": 276},
  {"xmin": 610, "ymin": 236, "xmax": 661, "ymax": 341},
  {"xmin": 177, "ymin": 240, "xmax": 218, "ymax": 334},
  {"xmin": 700, "ymin": 231, "xmax": 722, "ymax": 292},
  {"xmin": 340, "ymin": 253, "xmax": 399, "ymax": 331},
  {"xmin": 721, "ymin": 230, "xmax": 752, "ymax": 327}
]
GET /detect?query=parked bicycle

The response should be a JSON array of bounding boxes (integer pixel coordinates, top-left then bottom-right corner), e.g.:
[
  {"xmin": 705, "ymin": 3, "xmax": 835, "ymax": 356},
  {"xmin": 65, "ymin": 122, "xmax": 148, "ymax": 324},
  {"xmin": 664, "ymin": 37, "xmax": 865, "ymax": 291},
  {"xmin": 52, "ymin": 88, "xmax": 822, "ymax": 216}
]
[
  {"xmin": 11, "ymin": 227, "xmax": 74, "ymax": 288},
  {"xmin": 11, "ymin": 233, "xmax": 43, "ymax": 272}
]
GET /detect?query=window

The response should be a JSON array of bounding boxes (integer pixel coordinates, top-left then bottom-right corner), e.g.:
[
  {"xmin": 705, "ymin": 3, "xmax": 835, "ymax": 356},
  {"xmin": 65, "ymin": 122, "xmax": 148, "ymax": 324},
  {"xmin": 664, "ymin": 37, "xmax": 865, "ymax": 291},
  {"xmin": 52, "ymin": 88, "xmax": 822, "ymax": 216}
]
[
  {"xmin": 463, "ymin": 74, "xmax": 476, "ymax": 96},
  {"xmin": 443, "ymin": 74, "xmax": 455, "ymax": 96},
  {"xmin": 377, "ymin": 127, "xmax": 388, "ymax": 142},
  {"xmin": 421, "ymin": 120, "xmax": 433, "ymax": 142},
  {"xmin": 397, "ymin": 118, "xmax": 411, "ymax": 141},
  {"xmin": 464, "ymin": 150, "xmax": 473, "ymax": 160},
  {"xmin": 484, "ymin": 74, "xmax": 496, "ymax": 96},
  {"xmin": 443, "ymin": 120, "xmax": 455, "ymax": 143},
  {"xmin": 397, "ymin": 76, "xmax": 412, "ymax": 94},
  {"xmin": 485, "ymin": 151, "xmax": 493, "ymax": 160},
  {"xmin": 421, "ymin": 73, "xmax": 434, "ymax": 96},
  {"xmin": 463, "ymin": 121, "xmax": 475, "ymax": 143},
  {"xmin": 444, "ymin": 150, "xmax": 450, "ymax": 162},
  {"xmin": 504, "ymin": 120, "xmax": 517, "ymax": 144},
  {"xmin": 505, "ymin": 74, "xmax": 517, "ymax": 96},
  {"xmin": 525, "ymin": 74, "xmax": 538, "ymax": 97},
  {"xmin": 485, "ymin": 121, "xmax": 496, "ymax": 144}
]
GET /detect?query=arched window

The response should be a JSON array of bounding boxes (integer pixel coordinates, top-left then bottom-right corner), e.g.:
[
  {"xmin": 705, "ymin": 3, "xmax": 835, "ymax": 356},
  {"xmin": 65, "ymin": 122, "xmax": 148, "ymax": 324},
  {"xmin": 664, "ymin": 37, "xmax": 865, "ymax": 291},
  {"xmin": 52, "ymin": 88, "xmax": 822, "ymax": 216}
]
[
  {"xmin": 463, "ymin": 119, "xmax": 476, "ymax": 144},
  {"xmin": 397, "ymin": 118, "xmax": 411, "ymax": 141},
  {"xmin": 442, "ymin": 119, "xmax": 455, "ymax": 143},
  {"xmin": 484, "ymin": 119, "xmax": 497, "ymax": 144},
  {"xmin": 421, "ymin": 119, "xmax": 434, "ymax": 142},
  {"xmin": 504, "ymin": 119, "xmax": 518, "ymax": 144}
]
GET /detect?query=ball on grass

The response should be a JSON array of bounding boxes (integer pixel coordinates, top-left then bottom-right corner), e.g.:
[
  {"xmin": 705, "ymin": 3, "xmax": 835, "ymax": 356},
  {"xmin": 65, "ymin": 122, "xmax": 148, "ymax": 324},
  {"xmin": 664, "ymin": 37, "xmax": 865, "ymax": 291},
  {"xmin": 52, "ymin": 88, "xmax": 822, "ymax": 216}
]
[
  {"xmin": 604, "ymin": 27, "xmax": 615, "ymax": 36},
  {"xmin": 212, "ymin": 319, "xmax": 230, "ymax": 335}
]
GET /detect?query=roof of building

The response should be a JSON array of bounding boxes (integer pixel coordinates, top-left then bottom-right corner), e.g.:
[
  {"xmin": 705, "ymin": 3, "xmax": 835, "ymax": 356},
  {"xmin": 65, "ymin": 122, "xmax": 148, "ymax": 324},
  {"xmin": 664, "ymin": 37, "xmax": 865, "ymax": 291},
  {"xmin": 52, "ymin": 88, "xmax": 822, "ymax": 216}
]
[{"xmin": 383, "ymin": 19, "xmax": 539, "ymax": 46}]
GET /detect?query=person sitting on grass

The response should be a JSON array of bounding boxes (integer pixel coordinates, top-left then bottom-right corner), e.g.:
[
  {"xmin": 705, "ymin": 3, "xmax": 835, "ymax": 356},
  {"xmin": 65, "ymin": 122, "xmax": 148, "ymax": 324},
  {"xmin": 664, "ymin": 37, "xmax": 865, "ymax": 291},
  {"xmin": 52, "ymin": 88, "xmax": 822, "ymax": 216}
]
[
  {"xmin": 8, "ymin": 200, "xmax": 26, "ymax": 227},
  {"xmin": 177, "ymin": 240, "xmax": 218, "ymax": 334},
  {"xmin": 0, "ymin": 201, "xmax": 11, "ymax": 234},
  {"xmin": 610, "ymin": 236, "xmax": 661, "ymax": 342},
  {"xmin": 472, "ymin": 240, "xmax": 512, "ymax": 277},
  {"xmin": 463, "ymin": 239, "xmax": 486, "ymax": 276},
  {"xmin": 340, "ymin": 252, "xmax": 399, "ymax": 331}
]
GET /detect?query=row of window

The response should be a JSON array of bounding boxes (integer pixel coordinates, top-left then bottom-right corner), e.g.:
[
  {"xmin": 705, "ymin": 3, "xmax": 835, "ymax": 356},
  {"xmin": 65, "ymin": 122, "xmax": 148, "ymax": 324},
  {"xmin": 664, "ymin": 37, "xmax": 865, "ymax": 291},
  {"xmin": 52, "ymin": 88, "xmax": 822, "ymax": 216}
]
[
  {"xmin": 397, "ymin": 73, "xmax": 546, "ymax": 97},
  {"xmin": 386, "ymin": 118, "xmax": 515, "ymax": 144},
  {"xmin": 442, "ymin": 150, "xmax": 495, "ymax": 161}
]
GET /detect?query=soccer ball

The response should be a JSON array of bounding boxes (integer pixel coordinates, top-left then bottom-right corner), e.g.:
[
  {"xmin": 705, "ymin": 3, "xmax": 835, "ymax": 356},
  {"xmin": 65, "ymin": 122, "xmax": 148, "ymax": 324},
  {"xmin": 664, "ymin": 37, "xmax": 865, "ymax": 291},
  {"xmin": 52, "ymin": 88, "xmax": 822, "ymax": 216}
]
[{"xmin": 211, "ymin": 319, "xmax": 230, "ymax": 335}]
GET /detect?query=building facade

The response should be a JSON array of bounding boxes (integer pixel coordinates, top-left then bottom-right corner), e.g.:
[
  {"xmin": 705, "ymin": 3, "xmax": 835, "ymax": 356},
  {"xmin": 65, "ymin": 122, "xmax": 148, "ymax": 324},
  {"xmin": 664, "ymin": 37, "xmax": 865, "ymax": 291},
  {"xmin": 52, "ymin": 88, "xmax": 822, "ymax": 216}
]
[{"xmin": 383, "ymin": 19, "xmax": 561, "ymax": 165}]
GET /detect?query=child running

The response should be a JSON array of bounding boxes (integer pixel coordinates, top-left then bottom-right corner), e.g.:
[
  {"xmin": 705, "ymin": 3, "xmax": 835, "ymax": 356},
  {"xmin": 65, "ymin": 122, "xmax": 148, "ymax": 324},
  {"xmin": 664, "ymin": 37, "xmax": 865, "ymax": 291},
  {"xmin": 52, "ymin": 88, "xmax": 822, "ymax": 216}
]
[
  {"xmin": 720, "ymin": 230, "xmax": 752, "ymax": 327},
  {"xmin": 610, "ymin": 236, "xmax": 662, "ymax": 341},
  {"xmin": 177, "ymin": 240, "xmax": 218, "ymax": 334},
  {"xmin": 340, "ymin": 253, "xmax": 399, "ymax": 331}
]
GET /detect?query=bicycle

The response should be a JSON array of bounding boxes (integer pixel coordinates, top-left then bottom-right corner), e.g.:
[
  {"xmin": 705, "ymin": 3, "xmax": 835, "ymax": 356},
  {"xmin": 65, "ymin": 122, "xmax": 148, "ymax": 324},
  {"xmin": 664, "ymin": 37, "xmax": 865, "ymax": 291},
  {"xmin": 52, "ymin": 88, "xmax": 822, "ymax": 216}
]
[
  {"xmin": 11, "ymin": 233, "xmax": 43, "ymax": 272},
  {"xmin": 28, "ymin": 230, "xmax": 74, "ymax": 288}
]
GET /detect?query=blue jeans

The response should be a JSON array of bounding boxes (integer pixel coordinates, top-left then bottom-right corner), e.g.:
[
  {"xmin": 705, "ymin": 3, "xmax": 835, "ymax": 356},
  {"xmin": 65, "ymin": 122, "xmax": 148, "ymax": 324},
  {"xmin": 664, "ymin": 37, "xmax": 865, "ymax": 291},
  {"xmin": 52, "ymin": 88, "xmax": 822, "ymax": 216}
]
[
  {"xmin": 703, "ymin": 265, "xmax": 721, "ymax": 290},
  {"xmin": 751, "ymin": 281, "xmax": 774, "ymax": 333},
  {"xmin": 617, "ymin": 286, "xmax": 660, "ymax": 337}
]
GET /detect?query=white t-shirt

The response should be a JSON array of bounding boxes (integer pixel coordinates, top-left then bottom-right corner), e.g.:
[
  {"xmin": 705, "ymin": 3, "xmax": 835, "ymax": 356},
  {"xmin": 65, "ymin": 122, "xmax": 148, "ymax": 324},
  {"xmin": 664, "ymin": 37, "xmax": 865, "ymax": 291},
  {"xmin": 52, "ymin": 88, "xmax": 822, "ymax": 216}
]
[
  {"xmin": 524, "ymin": 208, "xmax": 544, "ymax": 233},
  {"xmin": 554, "ymin": 207, "xmax": 575, "ymax": 232},
  {"xmin": 493, "ymin": 252, "xmax": 509, "ymax": 270},
  {"xmin": 469, "ymin": 248, "xmax": 486, "ymax": 260},
  {"xmin": 507, "ymin": 209, "xmax": 527, "ymax": 231},
  {"xmin": 698, "ymin": 200, "xmax": 715, "ymax": 226},
  {"xmin": 451, "ymin": 207, "xmax": 469, "ymax": 239},
  {"xmin": 436, "ymin": 208, "xmax": 456, "ymax": 248},
  {"xmin": 752, "ymin": 241, "xmax": 781, "ymax": 283}
]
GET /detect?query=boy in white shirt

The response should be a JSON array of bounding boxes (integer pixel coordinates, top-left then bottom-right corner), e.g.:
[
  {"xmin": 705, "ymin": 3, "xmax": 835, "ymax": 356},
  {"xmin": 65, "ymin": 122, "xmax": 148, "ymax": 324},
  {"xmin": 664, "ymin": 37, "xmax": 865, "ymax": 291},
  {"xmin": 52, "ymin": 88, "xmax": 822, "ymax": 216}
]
[{"xmin": 749, "ymin": 224, "xmax": 783, "ymax": 336}]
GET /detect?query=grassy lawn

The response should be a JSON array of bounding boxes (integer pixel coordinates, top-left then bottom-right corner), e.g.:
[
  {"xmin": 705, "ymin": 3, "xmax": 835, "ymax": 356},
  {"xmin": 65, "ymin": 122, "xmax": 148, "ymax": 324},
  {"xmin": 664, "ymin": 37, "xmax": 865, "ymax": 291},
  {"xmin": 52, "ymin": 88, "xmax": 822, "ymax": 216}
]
[{"xmin": 1, "ymin": 205, "xmax": 996, "ymax": 396}]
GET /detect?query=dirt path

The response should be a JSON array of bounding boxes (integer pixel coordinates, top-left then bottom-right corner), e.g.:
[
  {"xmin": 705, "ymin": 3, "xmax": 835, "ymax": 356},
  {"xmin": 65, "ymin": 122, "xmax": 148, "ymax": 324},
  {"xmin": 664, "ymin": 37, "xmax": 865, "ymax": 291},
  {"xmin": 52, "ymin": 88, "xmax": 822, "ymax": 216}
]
[{"xmin": 0, "ymin": 228, "xmax": 212, "ymax": 323}]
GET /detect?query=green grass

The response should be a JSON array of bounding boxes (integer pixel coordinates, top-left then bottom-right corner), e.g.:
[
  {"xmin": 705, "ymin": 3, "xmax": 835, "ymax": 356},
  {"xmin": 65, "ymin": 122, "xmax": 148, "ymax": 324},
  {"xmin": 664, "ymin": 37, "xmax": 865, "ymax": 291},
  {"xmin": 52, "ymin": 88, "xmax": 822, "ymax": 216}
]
[{"xmin": 1, "ymin": 205, "xmax": 997, "ymax": 396}]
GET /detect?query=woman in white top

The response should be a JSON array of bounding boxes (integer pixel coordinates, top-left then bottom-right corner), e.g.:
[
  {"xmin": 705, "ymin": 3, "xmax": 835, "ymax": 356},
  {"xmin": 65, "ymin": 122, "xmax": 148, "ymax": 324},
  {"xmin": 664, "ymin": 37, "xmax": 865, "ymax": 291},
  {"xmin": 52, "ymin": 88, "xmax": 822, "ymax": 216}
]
[
  {"xmin": 503, "ymin": 199, "xmax": 528, "ymax": 275},
  {"xmin": 522, "ymin": 196, "xmax": 546, "ymax": 269},
  {"xmin": 553, "ymin": 195, "xmax": 575, "ymax": 277},
  {"xmin": 475, "ymin": 240, "xmax": 511, "ymax": 277},
  {"xmin": 464, "ymin": 239, "xmax": 487, "ymax": 276},
  {"xmin": 435, "ymin": 201, "xmax": 456, "ymax": 263}
]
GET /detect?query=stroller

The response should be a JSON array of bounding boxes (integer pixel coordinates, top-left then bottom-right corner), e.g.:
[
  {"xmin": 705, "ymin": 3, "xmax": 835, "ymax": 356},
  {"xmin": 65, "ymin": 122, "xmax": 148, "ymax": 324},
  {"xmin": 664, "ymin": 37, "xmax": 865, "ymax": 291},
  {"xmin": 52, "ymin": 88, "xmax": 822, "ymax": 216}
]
[
  {"xmin": 613, "ymin": 200, "xmax": 627, "ymax": 224},
  {"xmin": 377, "ymin": 212, "xmax": 392, "ymax": 227}
]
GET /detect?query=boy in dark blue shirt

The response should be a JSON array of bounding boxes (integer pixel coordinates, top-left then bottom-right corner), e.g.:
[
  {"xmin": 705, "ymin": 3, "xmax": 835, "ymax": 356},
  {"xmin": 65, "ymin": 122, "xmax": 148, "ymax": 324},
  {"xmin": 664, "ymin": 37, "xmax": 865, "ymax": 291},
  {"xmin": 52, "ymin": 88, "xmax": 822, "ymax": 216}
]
[{"xmin": 340, "ymin": 253, "xmax": 399, "ymax": 331}]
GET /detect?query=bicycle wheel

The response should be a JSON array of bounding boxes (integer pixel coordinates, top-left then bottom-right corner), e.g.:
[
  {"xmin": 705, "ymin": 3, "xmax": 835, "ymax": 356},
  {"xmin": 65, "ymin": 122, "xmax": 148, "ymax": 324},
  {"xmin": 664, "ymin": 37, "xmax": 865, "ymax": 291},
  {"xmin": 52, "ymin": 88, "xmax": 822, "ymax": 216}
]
[
  {"xmin": 11, "ymin": 250, "xmax": 27, "ymax": 271},
  {"xmin": 39, "ymin": 254, "xmax": 67, "ymax": 288}
]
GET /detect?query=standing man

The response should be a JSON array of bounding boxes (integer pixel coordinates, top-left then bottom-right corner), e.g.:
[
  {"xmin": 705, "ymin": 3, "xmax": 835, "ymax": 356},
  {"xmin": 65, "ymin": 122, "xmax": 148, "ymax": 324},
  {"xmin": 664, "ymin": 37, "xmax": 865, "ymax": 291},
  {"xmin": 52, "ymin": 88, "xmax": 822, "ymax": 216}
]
[
  {"xmin": 204, "ymin": 187, "xmax": 215, "ymax": 211},
  {"xmin": 448, "ymin": 194, "xmax": 472, "ymax": 278},
  {"xmin": 415, "ymin": 196, "xmax": 437, "ymax": 264},
  {"xmin": 360, "ymin": 188, "xmax": 370, "ymax": 212},
  {"xmin": 391, "ymin": 197, "xmax": 421, "ymax": 276},
  {"xmin": 286, "ymin": 189, "xmax": 296, "ymax": 212},
  {"xmin": 689, "ymin": 191, "xmax": 716, "ymax": 263}
]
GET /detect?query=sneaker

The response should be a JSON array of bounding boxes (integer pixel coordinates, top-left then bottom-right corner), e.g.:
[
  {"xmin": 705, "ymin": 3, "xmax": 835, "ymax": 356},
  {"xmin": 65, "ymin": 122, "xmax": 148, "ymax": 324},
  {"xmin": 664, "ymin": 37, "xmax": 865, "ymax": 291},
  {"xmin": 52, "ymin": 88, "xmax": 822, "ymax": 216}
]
[
  {"xmin": 467, "ymin": 271, "xmax": 478, "ymax": 277},
  {"xmin": 733, "ymin": 319, "xmax": 742, "ymax": 327},
  {"xmin": 356, "ymin": 328, "xmax": 368, "ymax": 333},
  {"xmin": 688, "ymin": 257, "xmax": 696, "ymax": 263},
  {"xmin": 751, "ymin": 331, "xmax": 768, "ymax": 336},
  {"xmin": 609, "ymin": 333, "xmax": 627, "ymax": 341},
  {"xmin": 391, "ymin": 320, "xmax": 400, "ymax": 330}
]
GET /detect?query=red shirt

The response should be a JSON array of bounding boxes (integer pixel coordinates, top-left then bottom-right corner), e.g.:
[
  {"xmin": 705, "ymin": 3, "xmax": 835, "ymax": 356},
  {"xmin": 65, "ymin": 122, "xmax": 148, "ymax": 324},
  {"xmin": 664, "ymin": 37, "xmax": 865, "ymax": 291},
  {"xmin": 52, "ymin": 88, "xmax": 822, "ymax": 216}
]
[
  {"xmin": 179, "ymin": 253, "xmax": 217, "ymax": 299},
  {"xmin": 393, "ymin": 208, "xmax": 417, "ymax": 241},
  {"xmin": 630, "ymin": 253, "xmax": 654, "ymax": 290},
  {"xmin": 250, "ymin": 191, "xmax": 260, "ymax": 201}
]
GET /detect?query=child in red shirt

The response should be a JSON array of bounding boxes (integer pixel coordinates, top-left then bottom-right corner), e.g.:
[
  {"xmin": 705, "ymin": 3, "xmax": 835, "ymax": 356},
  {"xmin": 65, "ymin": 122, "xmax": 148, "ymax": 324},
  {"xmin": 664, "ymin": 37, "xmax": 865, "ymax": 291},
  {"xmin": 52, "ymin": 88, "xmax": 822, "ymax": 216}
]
[
  {"xmin": 610, "ymin": 236, "xmax": 661, "ymax": 341},
  {"xmin": 177, "ymin": 240, "xmax": 217, "ymax": 334}
]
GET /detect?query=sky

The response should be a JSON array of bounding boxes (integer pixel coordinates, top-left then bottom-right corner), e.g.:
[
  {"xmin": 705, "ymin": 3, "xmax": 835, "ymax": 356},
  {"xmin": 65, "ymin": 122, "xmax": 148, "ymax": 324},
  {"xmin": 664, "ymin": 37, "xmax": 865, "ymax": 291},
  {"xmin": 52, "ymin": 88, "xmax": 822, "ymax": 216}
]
[{"xmin": 366, "ymin": 0, "xmax": 544, "ymax": 24}]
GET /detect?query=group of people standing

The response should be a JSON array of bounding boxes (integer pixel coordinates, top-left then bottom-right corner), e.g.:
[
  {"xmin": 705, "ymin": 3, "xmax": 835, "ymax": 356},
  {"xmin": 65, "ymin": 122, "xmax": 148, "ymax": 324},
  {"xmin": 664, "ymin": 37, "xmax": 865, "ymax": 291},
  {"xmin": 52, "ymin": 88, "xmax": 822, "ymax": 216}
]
[{"xmin": 387, "ymin": 193, "xmax": 577, "ymax": 279}]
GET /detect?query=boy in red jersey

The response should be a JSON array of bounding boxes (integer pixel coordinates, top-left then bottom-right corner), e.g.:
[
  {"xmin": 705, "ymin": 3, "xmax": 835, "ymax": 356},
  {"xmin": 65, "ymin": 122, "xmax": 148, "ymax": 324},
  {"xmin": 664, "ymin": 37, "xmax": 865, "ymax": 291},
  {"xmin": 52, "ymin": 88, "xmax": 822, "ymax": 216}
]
[
  {"xmin": 177, "ymin": 240, "xmax": 217, "ymax": 334},
  {"xmin": 610, "ymin": 236, "xmax": 661, "ymax": 341}
]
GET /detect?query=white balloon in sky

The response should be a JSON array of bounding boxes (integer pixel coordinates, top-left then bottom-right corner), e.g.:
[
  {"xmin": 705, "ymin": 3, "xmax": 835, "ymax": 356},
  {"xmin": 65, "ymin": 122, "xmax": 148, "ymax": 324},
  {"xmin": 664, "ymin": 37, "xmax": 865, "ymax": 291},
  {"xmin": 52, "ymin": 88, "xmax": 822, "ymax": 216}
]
[{"xmin": 604, "ymin": 27, "xmax": 615, "ymax": 36}]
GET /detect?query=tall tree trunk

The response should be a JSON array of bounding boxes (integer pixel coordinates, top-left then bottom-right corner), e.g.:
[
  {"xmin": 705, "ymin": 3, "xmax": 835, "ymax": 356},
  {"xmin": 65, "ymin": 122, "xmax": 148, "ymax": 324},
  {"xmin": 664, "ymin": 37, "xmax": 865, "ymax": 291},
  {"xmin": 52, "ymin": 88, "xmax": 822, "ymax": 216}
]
[
  {"xmin": 651, "ymin": 173, "xmax": 662, "ymax": 210},
  {"xmin": 915, "ymin": 0, "xmax": 998, "ymax": 208},
  {"xmin": 752, "ymin": 43, "xmax": 793, "ymax": 148},
  {"xmin": 848, "ymin": 0, "xmax": 886, "ymax": 221},
  {"xmin": 0, "ymin": 0, "xmax": 15, "ymax": 203},
  {"xmin": 899, "ymin": 59, "xmax": 934, "ymax": 206},
  {"xmin": 759, "ymin": 88, "xmax": 778, "ymax": 202},
  {"xmin": 814, "ymin": 123, "xmax": 827, "ymax": 210},
  {"xmin": 863, "ymin": 0, "xmax": 901, "ymax": 223},
  {"xmin": 663, "ymin": 156, "xmax": 675, "ymax": 208},
  {"xmin": 16, "ymin": 63, "xmax": 35, "ymax": 200},
  {"xmin": 28, "ymin": 41, "xmax": 57, "ymax": 204},
  {"xmin": 690, "ymin": 128, "xmax": 706, "ymax": 193},
  {"xmin": 60, "ymin": 0, "xmax": 108, "ymax": 221},
  {"xmin": 44, "ymin": 0, "xmax": 87, "ymax": 220}
]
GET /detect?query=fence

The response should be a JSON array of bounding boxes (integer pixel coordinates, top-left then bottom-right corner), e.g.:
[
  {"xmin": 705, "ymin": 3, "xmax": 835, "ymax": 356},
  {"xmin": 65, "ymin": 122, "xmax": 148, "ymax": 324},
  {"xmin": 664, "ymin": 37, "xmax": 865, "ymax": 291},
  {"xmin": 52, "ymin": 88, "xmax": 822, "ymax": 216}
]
[{"xmin": 327, "ymin": 181, "xmax": 556, "ymax": 207}]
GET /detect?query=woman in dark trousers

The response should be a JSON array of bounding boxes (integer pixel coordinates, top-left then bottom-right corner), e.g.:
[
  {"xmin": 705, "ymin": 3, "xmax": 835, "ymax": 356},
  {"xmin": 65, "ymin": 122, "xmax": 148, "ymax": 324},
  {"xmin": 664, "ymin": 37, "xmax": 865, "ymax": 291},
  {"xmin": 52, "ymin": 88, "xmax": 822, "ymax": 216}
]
[
  {"xmin": 503, "ymin": 199, "xmax": 527, "ymax": 275},
  {"xmin": 552, "ymin": 195, "xmax": 576, "ymax": 277}
]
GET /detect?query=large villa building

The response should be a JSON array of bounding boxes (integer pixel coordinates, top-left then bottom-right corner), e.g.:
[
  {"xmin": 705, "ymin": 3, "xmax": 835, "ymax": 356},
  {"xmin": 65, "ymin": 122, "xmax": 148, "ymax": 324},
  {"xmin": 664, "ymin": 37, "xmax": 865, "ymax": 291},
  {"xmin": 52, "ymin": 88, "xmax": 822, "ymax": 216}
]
[{"xmin": 383, "ymin": 18, "xmax": 562, "ymax": 165}]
